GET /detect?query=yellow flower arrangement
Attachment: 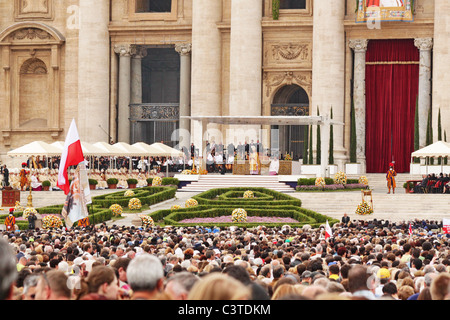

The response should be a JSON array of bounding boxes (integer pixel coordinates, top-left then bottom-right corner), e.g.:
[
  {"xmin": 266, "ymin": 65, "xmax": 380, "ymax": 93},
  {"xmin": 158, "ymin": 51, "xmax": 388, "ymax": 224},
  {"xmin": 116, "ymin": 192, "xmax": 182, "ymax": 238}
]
[
  {"xmin": 284, "ymin": 154, "xmax": 293, "ymax": 161},
  {"xmin": 22, "ymin": 207, "xmax": 38, "ymax": 219},
  {"xmin": 15, "ymin": 201, "xmax": 24, "ymax": 212},
  {"xmin": 171, "ymin": 205, "xmax": 181, "ymax": 211},
  {"xmin": 358, "ymin": 176, "xmax": 369, "ymax": 185},
  {"xmin": 152, "ymin": 176, "xmax": 162, "ymax": 186},
  {"xmin": 185, "ymin": 198, "xmax": 198, "ymax": 208},
  {"xmin": 315, "ymin": 177, "xmax": 325, "ymax": 187},
  {"xmin": 109, "ymin": 204, "xmax": 123, "ymax": 217},
  {"xmin": 128, "ymin": 198, "xmax": 142, "ymax": 210},
  {"xmin": 231, "ymin": 208, "xmax": 248, "ymax": 223},
  {"xmin": 334, "ymin": 171, "xmax": 347, "ymax": 185},
  {"xmin": 43, "ymin": 215, "xmax": 63, "ymax": 229},
  {"xmin": 139, "ymin": 215, "xmax": 155, "ymax": 228},
  {"xmin": 355, "ymin": 201, "xmax": 373, "ymax": 215},
  {"xmin": 243, "ymin": 190, "xmax": 255, "ymax": 198},
  {"xmin": 124, "ymin": 190, "xmax": 135, "ymax": 197}
]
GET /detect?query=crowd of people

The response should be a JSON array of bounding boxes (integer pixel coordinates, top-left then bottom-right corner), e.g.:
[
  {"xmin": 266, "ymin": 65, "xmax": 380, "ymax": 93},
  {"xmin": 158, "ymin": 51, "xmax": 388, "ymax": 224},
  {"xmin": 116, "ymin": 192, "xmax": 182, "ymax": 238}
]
[
  {"xmin": 413, "ymin": 173, "xmax": 450, "ymax": 194},
  {"xmin": 1, "ymin": 217, "xmax": 450, "ymax": 301}
]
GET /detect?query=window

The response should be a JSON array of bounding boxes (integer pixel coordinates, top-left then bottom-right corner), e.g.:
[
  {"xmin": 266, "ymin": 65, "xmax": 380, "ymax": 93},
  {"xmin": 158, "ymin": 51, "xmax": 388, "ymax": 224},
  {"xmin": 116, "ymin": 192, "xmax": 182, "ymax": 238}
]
[
  {"xmin": 136, "ymin": 0, "xmax": 172, "ymax": 13},
  {"xmin": 280, "ymin": 0, "xmax": 306, "ymax": 10}
]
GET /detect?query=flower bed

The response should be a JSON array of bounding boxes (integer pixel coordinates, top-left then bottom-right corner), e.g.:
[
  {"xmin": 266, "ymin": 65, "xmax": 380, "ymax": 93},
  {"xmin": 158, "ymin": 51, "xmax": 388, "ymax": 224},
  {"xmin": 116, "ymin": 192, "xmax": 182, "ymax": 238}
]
[{"xmin": 179, "ymin": 215, "xmax": 299, "ymax": 224}]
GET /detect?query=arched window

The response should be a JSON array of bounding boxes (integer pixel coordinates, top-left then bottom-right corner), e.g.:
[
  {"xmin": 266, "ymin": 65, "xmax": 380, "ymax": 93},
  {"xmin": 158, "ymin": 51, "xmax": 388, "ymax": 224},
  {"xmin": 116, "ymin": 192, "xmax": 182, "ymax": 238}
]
[{"xmin": 136, "ymin": 0, "xmax": 172, "ymax": 13}]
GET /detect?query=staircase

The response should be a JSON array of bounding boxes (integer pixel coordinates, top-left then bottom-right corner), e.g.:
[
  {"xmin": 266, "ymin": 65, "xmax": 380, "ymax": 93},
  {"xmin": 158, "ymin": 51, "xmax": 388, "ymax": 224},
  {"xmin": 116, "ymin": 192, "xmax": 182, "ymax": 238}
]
[{"xmin": 178, "ymin": 174, "xmax": 295, "ymax": 193}]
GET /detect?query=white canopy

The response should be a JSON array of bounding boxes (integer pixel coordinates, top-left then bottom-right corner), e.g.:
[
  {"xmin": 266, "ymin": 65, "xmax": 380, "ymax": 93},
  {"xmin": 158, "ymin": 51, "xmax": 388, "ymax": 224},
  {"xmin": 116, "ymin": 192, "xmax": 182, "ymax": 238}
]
[
  {"xmin": 149, "ymin": 142, "xmax": 184, "ymax": 157},
  {"xmin": 92, "ymin": 142, "xmax": 124, "ymax": 156},
  {"xmin": 51, "ymin": 141, "xmax": 105, "ymax": 156},
  {"xmin": 7, "ymin": 141, "xmax": 62, "ymax": 157},
  {"xmin": 411, "ymin": 141, "xmax": 450, "ymax": 158},
  {"xmin": 112, "ymin": 142, "xmax": 148, "ymax": 156}
]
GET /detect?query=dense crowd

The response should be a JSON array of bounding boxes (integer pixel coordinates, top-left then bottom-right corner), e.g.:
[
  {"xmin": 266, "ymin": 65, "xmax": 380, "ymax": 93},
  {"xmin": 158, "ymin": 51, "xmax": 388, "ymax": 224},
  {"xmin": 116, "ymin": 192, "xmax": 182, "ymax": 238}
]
[{"xmin": 1, "ymin": 218, "xmax": 450, "ymax": 301}]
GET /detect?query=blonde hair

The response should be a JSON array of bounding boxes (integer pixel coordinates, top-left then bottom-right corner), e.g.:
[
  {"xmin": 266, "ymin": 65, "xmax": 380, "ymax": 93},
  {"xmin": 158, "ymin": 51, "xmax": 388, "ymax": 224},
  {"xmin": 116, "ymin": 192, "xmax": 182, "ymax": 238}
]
[
  {"xmin": 187, "ymin": 273, "xmax": 250, "ymax": 300},
  {"xmin": 271, "ymin": 283, "xmax": 303, "ymax": 300}
]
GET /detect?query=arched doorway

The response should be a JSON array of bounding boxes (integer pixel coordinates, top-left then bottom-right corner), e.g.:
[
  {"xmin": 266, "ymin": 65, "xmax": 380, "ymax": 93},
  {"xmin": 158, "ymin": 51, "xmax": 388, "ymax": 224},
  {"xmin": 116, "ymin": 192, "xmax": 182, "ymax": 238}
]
[{"xmin": 271, "ymin": 84, "xmax": 309, "ymax": 160}]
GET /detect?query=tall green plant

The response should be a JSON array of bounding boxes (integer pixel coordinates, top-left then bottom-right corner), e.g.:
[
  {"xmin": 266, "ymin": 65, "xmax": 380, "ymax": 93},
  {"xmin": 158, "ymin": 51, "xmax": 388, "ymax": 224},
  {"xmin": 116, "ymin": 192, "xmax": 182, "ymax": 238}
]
[
  {"xmin": 308, "ymin": 124, "xmax": 313, "ymax": 164},
  {"xmin": 316, "ymin": 107, "xmax": 321, "ymax": 165},
  {"xmin": 350, "ymin": 100, "xmax": 357, "ymax": 163},
  {"xmin": 272, "ymin": 0, "xmax": 280, "ymax": 20},
  {"xmin": 329, "ymin": 107, "xmax": 334, "ymax": 165},
  {"xmin": 445, "ymin": 130, "xmax": 448, "ymax": 165},
  {"xmin": 303, "ymin": 125, "xmax": 309, "ymax": 164}
]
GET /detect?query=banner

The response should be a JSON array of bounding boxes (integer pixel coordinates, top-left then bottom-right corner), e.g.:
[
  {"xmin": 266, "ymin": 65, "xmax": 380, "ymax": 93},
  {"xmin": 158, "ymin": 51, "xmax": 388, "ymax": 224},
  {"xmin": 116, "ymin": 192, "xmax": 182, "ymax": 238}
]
[
  {"xmin": 356, "ymin": 0, "xmax": 414, "ymax": 23},
  {"xmin": 443, "ymin": 218, "xmax": 450, "ymax": 234},
  {"xmin": 61, "ymin": 162, "xmax": 91, "ymax": 228}
]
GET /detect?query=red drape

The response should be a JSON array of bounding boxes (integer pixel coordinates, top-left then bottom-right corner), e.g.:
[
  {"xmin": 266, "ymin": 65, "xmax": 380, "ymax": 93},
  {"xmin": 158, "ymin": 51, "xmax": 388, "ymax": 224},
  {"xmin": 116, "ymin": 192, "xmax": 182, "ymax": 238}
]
[{"xmin": 365, "ymin": 39, "xmax": 419, "ymax": 173}]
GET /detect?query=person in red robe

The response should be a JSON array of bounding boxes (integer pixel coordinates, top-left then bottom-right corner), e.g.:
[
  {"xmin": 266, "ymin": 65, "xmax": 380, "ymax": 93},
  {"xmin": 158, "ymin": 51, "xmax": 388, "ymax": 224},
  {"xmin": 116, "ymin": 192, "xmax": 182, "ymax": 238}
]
[
  {"xmin": 5, "ymin": 209, "xmax": 16, "ymax": 231},
  {"xmin": 366, "ymin": 0, "xmax": 380, "ymax": 6}
]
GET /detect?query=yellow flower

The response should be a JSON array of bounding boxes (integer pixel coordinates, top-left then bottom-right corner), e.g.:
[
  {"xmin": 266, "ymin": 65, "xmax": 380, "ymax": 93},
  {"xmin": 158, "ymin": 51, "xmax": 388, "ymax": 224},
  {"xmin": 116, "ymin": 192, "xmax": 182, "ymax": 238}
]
[
  {"xmin": 171, "ymin": 205, "xmax": 181, "ymax": 211},
  {"xmin": 359, "ymin": 176, "xmax": 369, "ymax": 185},
  {"xmin": 109, "ymin": 204, "xmax": 123, "ymax": 216},
  {"xmin": 139, "ymin": 215, "xmax": 154, "ymax": 228},
  {"xmin": 124, "ymin": 190, "xmax": 135, "ymax": 197},
  {"xmin": 185, "ymin": 198, "xmax": 198, "ymax": 208},
  {"xmin": 23, "ymin": 207, "xmax": 38, "ymax": 219},
  {"xmin": 152, "ymin": 176, "xmax": 162, "ymax": 186},
  {"xmin": 243, "ymin": 190, "xmax": 254, "ymax": 199},
  {"xmin": 334, "ymin": 171, "xmax": 347, "ymax": 185},
  {"xmin": 355, "ymin": 201, "xmax": 373, "ymax": 215},
  {"xmin": 232, "ymin": 208, "xmax": 247, "ymax": 223},
  {"xmin": 315, "ymin": 177, "xmax": 325, "ymax": 187},
  {"xmin": 128, "ymin": 198, "xmax": 142, "ymax": 210},
  {"xmin": 42, "ymin": 215, "xmax": 63, "ymax": 229}
]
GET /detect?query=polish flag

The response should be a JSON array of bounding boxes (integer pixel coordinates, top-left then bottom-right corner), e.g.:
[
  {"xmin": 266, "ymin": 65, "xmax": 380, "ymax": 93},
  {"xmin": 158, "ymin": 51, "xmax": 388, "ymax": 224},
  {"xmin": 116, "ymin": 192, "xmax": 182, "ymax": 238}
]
[
  {"xmin": 409, "ymin": 223, "xmax": 413, "ymax": 237},
  {"xmin": 325, "ymin": 220, "xmax": 333, "ymax": 240},
  {"xmin": 57, "ymin": 119, "xmax": 85, "ymax": 194}
]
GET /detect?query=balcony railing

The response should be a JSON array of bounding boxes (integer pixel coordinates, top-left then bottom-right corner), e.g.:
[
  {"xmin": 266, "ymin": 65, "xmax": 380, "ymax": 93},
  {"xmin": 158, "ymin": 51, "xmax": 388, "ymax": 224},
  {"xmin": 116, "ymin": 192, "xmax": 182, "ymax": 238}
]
[{"xmin": 130, "ymin": 103, "xmax": 179, "ymax": 121}]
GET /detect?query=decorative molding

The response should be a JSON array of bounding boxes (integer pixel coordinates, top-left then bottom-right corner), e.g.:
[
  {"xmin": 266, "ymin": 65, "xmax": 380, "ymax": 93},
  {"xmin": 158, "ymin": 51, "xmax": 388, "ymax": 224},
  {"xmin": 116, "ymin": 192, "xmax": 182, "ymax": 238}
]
[
  {"xmin": 272, "ymin": 43, "xmax": 309, "ymax": 61},
  {"xmin": 175, "ymin": 43, "xmax": 192, "ymax": 56},
  {"xmin": 114, "ymin": 44, "xmax": 136, "ymax": 57},
  {"xmin": 348, "ymin": 39, "xmax": 369, "ymax": 52},
  {"xmin": 264, "ymin": 71, "xmax": 312, "ymax": 98},
  {"xmin": 9, "ymin": 28, "xmax": 52, "ymax": 41},
  {"xmin": 20, "ymin": 58, "xmax": 48, "ymax": 74},
  {"xmin": 15, "ymin": 0, "xmax": 53, "ymax": 21},
  {"xmin": 130, "ymin": 103, "xmax": 180, "ymax": 121},
  {"xmin": 131, "ymin": 46, "xmax": 148, "ymax": 59},
  {"xmin": 414, "ymin": 38, "xmax": 433, "ymax": 51}
]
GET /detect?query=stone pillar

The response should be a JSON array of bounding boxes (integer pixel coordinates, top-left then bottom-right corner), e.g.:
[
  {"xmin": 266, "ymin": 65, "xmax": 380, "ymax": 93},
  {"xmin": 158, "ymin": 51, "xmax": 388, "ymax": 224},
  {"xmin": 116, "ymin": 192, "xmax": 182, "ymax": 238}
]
[
  {"xmin": 130, "ymin": 46, "xmax": 147, "ymax": 143},
  {"xmin": 414, "ymin": 38, "xmax": 433, "ymax": 149},
  {"xmin": 433, "ymin": 0, "xmax": 450, "ymax": 143},
  {"xmin": 312, "ymin": 0, "xmax": 346, "ymax": 176},
  {"xmin": 77, "ymin": 0, "xmax": 110, "ymax": 142},
  {"xmin": 175, "ymin": 43, "xmax": 192, "ymax": 151},
  {"xmin": 349, "ymin": 39, "xmax": 369, "ymax": 172},
  {"xmin": 191, "ymin": 0, "xmax": 222, "ymax": 158},
  {"xmin": 229, "ymin": 0, "xmax": 262, "ymax": 141},
  {"xmin": 114, "ymin": 44, "xmax": 134, "ymax": 143}
]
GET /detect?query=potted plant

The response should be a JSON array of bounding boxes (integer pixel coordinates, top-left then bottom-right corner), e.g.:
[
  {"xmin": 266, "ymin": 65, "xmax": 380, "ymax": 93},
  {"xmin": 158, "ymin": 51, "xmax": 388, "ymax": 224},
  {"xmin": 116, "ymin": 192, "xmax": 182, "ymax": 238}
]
[
  {"xmin": 106, "ymin": 178, "xmax": 118, "ymax": 189},
  {"xmin": 42, "ymin": 180, "xmax": 51, "ymax": 191},
  {"xmin": 88, "ymin": 178, "xmax": 98, "ymax": 190},
  {"xmin": 127, "ymin": 178, "xmax": 138, "ymax": 189}
]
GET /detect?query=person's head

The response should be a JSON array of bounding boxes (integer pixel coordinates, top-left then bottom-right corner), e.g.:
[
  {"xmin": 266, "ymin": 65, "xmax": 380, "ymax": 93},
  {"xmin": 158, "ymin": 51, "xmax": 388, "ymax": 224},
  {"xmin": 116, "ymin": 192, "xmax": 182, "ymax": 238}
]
[
  {"xmin": 22, "ymin": 274, "xmax": 40, "ymax": 300},
  {"xmin": 84, "ymin": 266, "xmax": 118, "ymax": 300},
  {"xmin": 348, "ymin": 265, "xmax": 373, "ymax": 293},
  {"xmin": 126, "ymin": 254, "xmax": 164, "ymax": 297},
  {"xmin": 222, "ymin": 265, "xmax": 251, "ymax": 285},
  {"xmin": 113, "ymin": 257, "xmax": 130, "ymax": 283},
  {"xmin": 164, "ymin": 272, "xmax": 200, "ymax": 300},
  {"xmin": 430, "ymin": 272, "xmax": 450, "ymax": 300},
  {"xmin": 0, "ymin": 238, "xmax": 17, "ymax": 300},
  {"xmin": 188, "ymin": 273, "xmax": 250, "ymax": 300},
  {"xmin": 398, "ymin": 285, "xmax": 415, "ymax": 300},
  {"xmin": 35, "ymin": 270, "xmax": 71, "ymax": 300}
]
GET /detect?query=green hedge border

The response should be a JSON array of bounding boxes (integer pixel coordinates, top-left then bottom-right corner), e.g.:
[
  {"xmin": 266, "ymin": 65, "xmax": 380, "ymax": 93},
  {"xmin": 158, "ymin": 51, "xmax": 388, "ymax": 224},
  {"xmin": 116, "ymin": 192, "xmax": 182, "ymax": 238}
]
[
  {"xmin": 217, "ymin": 190, "xmax": 274, "ymax": 201},
  {"xmin": 145, "ymin": 187, "xmax": 337, "ymax": 228},
  {"xmin": 0, "ymin": 186, "xmax": 177, "ymax": 230}
]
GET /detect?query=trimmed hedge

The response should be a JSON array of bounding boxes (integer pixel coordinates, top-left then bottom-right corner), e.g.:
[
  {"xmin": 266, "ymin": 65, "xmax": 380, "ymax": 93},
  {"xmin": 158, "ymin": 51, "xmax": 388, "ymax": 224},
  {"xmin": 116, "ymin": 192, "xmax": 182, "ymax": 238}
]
[{"xmin": 145, "ymin": 187, "xmax": 338, "ymax": 228}]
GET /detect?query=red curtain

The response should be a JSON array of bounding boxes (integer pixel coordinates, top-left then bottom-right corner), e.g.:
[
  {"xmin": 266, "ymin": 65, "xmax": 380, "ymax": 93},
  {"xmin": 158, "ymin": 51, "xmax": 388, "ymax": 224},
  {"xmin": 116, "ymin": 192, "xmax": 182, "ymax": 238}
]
[{"xmin": 365, "ymin": 39, "xmax": 419, "ymax": 173}]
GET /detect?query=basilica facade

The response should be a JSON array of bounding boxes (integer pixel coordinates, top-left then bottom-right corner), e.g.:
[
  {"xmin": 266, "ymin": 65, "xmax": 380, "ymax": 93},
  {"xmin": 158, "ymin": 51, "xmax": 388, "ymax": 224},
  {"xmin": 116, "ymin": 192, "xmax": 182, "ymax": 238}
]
[{"xmin": 0, "ymin": 0, "xmax": 448, "ymax": 173}]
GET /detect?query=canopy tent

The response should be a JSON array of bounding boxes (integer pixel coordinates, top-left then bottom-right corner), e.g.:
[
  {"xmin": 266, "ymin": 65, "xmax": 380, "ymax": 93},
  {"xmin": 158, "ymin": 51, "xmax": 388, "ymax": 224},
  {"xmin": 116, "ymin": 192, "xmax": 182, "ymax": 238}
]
[
  {"xmin": 92, "ymin": 142, "xmax": 124, "ymax": 156},
  {"xmin": 51, "ymin": 141, "xmax": 105, "ymax": 156},
  {"xmin": 149, "ymin": 142, "xmax": 184, "ymax": 157},
  {"xmin": 411, "ymin": 141, "xmax": 450, "ymax": 158},
  {"xmin": 7, "ymin": 141, "xmax": 62, "ymax": 157},
  {"xmin": 112, "ymin": 142, "xmax": 148, "ymax": 156}
]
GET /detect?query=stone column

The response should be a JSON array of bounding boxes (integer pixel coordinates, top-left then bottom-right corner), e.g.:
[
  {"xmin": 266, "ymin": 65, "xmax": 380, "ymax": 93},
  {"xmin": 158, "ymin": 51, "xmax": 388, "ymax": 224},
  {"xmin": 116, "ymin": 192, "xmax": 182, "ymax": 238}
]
[
  {"xmin": 130, "ymin": 46, "xmax": 147, "ymax": 143},
  {"xmin": 229, "ymin": 0, "xmax": 262, "ymax": 141},
  {"xmin": 175, "ymin": 43, "xmax": 192, "ymax": 151},
  {"xmin": 77, "ymin": 0, "xmax": 110, "ymax": 142},
  {"xmin": 433, "ymin": 0, "xmax": 450, "ymax": 143},
  {"xmin": 349, "ymin": 39, "xmax": 369, "ymax": 171},
  {"xmin": 312, "ymin": 0, "xmax": 346, "ymax": 176},
  {"xmin": 414, "ymin": 38, "xmax": 433, "ymax": 149},
  {"xmin": 114, "ymin": 44, "xmax": 134, "ymax": 143},
  {"xmin": 191, "ymin": 0, "xmax": 222, "ymax": 158}
]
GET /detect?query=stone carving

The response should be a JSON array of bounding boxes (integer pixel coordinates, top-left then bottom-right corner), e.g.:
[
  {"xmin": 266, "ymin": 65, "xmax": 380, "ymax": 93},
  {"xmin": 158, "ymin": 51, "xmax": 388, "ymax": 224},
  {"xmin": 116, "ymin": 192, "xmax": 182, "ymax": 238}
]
[
  {"xmin": 175, "ymin": 43, "xmax": 192, "ymax": 56},
  {"xmin": 20, "ymin": 58, "xmax": 48, "ymax": 74},
  {"xmin": 265, "ymin": 71, "xmax": 311, "ymax": 97},
  {"xmin": 348, "ymin": 39, "xmax": 369, "ymax": 52},
  {"xmin": 9, "ymin": 28, "xmax": 52, "ymax": 41},
  {"xmin": 130, "ymin": 104, "xmax": 180, "ymax": 121},
  {"xmin": 20, "ymin": 0, "xmax": 49, "ymax": 13},
  {"xmin": 114, "ymin": 44, "xmax": 136, "ymax": 57},
  {"xmin": 414, "ymin": 38, "xmax": 433, "ymax": 51},
  {"xmin": 272, "ymin": 43, "xmax": 309, "ymax": 61}
]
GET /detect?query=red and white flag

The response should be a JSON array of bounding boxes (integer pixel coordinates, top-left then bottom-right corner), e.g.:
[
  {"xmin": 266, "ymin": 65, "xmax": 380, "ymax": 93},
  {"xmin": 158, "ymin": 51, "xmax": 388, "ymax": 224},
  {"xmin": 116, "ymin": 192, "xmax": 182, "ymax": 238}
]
[
  {"xmin": 325, "ymin": 220, "xmax": 332, "ymax": 240},
  {"xmin": 57, "ymin": 119, "xmax": 85, "ymax": 195},
  {"xmin": 409, "ymin": 223, "xmax": 413, "ymax": 237}
]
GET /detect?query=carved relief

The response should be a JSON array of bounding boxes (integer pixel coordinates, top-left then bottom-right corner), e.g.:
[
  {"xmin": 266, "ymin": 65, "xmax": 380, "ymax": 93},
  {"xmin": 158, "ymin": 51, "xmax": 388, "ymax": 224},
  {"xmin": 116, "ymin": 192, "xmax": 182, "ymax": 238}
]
[
  {"xmin": 264, "ymin": 71, "xmax": 312, "ymax": 98},
  {"xmin": 9, "ymin": 28, "xmax": 52, "ymax": 41},
  {"xmin": 15, "ymin": 0, "xmax": 53, "ymax": 20},
  {"xmin": 20, "ymin": 58, "xmax": 48, "ymax": 74},
  {"xmin": 272, "ymin": 43, "xmax": 309, "ymax": 61}
]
